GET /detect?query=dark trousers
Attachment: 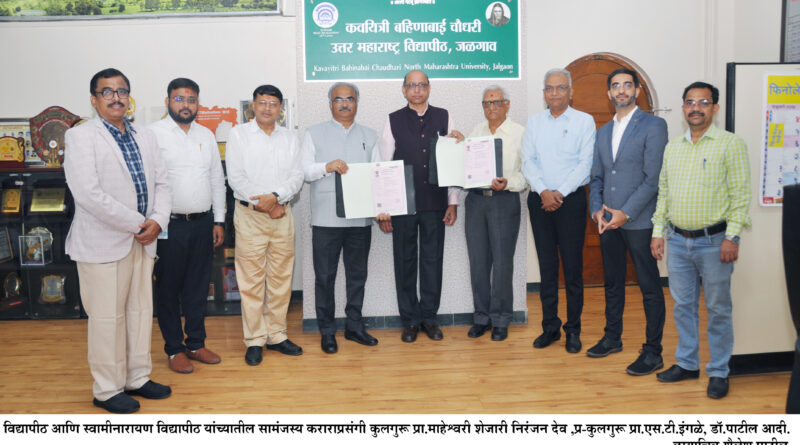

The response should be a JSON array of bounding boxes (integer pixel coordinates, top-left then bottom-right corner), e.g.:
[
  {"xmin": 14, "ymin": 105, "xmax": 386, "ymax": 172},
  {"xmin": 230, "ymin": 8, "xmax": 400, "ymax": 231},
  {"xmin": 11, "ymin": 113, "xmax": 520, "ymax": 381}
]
[
  {"xmin": 782, "ymin": 184, "xmax": 800, "ymax": 413},
  {"xmin": 391, "ymin": 210, "xmax": 446, "ymax": 327},
  {"xmin": 465, "ymin": 192, "xmax": 520, "ymax": 328},
  {"xmin": 599, "ymin": 227, "xmax": 665, "ymax": 354},
  {"xmin": 528, "ymin": 188, "xmax": 586, "ymax": 335},
  {"xmin": 312, "ymin": 225, "xmax": 371, "ymax": 335},
  {"xmin": 154, "ymin": 212, "xmax": 213, "ymax": 356}
]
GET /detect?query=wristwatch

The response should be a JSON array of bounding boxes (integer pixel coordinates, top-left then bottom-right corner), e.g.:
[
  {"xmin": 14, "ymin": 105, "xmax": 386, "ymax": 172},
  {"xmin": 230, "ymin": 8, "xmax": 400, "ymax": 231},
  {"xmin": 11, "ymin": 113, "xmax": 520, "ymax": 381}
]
[
  {"xmin": 214, "ymin": 222, "xmax": 224, "ymax": 227},
  {"xmin": 724, "ymin": 235, "xmax": 740, "ymax": 244},
  {"xmin": 272, "ymin": 191, "xmax": 280, "ymax": 200}
]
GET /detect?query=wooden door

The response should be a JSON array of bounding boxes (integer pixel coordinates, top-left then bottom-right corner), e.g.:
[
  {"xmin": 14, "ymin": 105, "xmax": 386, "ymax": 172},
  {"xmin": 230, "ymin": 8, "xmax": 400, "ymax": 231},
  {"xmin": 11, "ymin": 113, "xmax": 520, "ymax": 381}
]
[{"xmin": 565, "ymin": 53, "xmax": 657, "ymax": 287}]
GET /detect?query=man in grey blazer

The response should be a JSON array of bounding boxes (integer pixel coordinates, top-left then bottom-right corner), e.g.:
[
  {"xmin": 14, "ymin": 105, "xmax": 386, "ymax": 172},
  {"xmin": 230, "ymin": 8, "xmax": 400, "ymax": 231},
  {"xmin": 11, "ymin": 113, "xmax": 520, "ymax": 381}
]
[
  {"xmin": 301, "ymin": 82, "xmax": 380, "ymax": 353},
  {"xmin": 64, "ymin": 68, "xmax": 172, "ymax": 413},
  {"xmin": 587, "ymin": 68, "xmax": 667, "ymax": 376}
]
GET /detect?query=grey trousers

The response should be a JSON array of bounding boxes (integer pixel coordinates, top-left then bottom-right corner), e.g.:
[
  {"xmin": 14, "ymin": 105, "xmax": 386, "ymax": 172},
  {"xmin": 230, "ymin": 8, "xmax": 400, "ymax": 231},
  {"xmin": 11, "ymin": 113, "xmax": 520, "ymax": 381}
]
[{"xmin": 465, "ymin": 191, "xmax": 521, "ymax": 328}]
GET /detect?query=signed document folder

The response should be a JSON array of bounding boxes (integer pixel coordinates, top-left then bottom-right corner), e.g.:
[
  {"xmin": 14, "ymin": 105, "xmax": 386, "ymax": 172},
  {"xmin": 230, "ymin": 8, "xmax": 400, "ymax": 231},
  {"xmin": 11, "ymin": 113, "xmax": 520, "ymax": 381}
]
[
  {"xmin": 429, "ymin": 136, "xmax": 503, "ymax": 188},
  {"xmin": 335, "ymin": 160, "xmax": 417, "ymax": 219}
]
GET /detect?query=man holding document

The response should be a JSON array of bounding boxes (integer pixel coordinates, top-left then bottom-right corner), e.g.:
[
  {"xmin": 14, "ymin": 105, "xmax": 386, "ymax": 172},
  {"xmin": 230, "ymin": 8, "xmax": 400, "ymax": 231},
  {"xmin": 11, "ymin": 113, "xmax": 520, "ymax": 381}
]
[
  {"xmin": 301, "ymin": 82, "xmax": 380, "ymax": 354},
  {"xmin": 377, "ymin": 70, "xmax": 464, "ymax": 343},
  {"xmin": 522, "ymin": 68, "xmax": 595, "ymax": 354},
  {"xmin": 465, "ymin": 86, "xmax": 526, "ymax": 342}
]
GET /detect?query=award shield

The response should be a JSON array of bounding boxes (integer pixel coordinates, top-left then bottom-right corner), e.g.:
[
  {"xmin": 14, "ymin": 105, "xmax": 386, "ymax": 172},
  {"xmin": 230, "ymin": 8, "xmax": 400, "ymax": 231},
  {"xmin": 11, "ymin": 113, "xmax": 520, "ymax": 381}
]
[
  {"xmin": 0, "ymin": 136, "xmax": 25, "ymax": 169},
  {"xmin": 39, "ymin": 274, "xmax": 66, "ymax": 304},
  {"xmin": 1, "ymin": 189, "xmax": 22, "ymax": 215},
  {"xmin": 29, "ymin": 188, "xmax": 67, "ymax": 214},
  {"xmin": 1, "ymin": 272, "xmax": 24, "ymax": 311},
  {"xmin": 29, "ymin": 106, "xmax": 81, "ymax": 168}
]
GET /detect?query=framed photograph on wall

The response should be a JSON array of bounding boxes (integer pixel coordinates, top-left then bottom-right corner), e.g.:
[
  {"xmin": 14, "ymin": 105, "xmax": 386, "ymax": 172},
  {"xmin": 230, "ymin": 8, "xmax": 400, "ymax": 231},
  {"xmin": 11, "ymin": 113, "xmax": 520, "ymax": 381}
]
[
  {"xmin": 0, "ymin": 0, "xmax": 279, "ymax": 21},
  {"xmin": 782, "ymin": 0, "xmax": 800, "ymax": 62}
]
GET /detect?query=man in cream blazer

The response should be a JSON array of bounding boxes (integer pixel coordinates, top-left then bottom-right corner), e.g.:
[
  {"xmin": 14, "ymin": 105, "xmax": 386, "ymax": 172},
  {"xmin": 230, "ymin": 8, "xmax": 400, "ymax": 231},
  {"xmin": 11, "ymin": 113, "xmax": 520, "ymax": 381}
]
[{"xmin": 64, "ymin": 68, "xmax": 171, "ymax": 414}]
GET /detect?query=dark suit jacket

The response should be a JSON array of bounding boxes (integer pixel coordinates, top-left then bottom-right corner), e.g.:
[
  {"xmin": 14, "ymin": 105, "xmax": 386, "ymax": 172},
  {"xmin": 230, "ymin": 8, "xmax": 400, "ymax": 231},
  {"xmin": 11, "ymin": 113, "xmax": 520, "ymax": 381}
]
[{"xmin": 589, "ymin": 108, "xmax": 668, "ymax": 230}]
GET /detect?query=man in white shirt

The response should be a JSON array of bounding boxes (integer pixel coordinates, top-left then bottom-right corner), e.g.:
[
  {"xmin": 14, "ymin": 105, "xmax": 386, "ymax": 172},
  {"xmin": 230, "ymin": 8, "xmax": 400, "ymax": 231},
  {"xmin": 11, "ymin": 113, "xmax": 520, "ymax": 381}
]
[
  {"xmin": 376, "ymin": 70, "xmax": 463, "ymax": 343},
  {"xmin": 226, "ymin": 84, "xmax": 304, "ymax": 366},
  {"xmin": 148, "ymin": 78, "xmax": 226, "ymax": 374},
  {"xmin": 465, "ymin": 85, "xmax": 526, "ymax": 342}
]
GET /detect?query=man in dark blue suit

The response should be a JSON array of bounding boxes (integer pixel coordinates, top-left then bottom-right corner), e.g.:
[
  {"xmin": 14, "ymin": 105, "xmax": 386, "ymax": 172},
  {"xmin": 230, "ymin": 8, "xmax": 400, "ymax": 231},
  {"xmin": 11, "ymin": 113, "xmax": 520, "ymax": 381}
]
[{"xmin": 588, "ymin": 68, "xmax": 668, "ymax": 376}]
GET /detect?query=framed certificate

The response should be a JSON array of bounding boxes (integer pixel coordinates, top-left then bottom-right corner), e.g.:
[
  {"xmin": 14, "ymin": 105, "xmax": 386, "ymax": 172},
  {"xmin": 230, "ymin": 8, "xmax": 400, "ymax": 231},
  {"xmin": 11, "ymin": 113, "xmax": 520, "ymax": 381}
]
[
  {"xmin": 29, "ymin": 187, "xmax": 67, "ymax": 214},
  {"xmin": 0, "ymin": 226, "xmax": 13, "ymax": 263},
  {"xmin": 1, "ymin": 188, "xmax": 22, "ymax": 215}
]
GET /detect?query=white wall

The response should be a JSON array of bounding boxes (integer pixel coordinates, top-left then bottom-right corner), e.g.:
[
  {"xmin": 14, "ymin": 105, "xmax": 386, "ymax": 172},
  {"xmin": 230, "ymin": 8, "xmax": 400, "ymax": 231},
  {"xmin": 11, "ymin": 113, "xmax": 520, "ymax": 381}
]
[{"xmin": 522, "ymin": 0, "xmax": 782, "ymax": 283}]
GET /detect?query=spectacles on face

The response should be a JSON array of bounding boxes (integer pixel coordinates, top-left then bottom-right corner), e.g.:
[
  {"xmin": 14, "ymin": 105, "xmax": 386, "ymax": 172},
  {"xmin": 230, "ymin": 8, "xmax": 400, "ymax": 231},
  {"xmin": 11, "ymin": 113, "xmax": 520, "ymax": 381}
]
[
  {"xmin": 610, "ymin": 81, "xmax": 634, "ymax": 91},
  {"xmin": 95, "ymin": 88, "xmax": 130, "ymax": 100},
  {"xmin": 255, "ymin": 100, "xmax": 281, "ymax": 108},
  {"xmin": 332, "ymin": 96, "xmax": 356, "ymax": 104},
  {"xmin": 172, "ymin": 96, "xmax": 198, "ymax": 105},
  {"xmin": 543, "ymin": 85, "xmax": 569, "ymax": 94},
  {"xmin": 481, "ymin": 99, "xmax": 508, "ymax": 108},
  {"xmin": 404, "ymin": 82, "xmax": 429, "ymax": 90},
  {"xmin": 683, "ymin": 99, "xmax": 713, "ymax": 108}
]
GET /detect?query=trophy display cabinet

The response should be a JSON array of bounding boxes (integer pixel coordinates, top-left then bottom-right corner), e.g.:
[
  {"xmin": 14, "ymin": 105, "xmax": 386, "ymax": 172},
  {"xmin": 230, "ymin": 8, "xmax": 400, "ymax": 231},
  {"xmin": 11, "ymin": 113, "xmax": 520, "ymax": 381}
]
[{"xmin": 0, "ymin": 168, "xmax": 82, "ymax": 320}]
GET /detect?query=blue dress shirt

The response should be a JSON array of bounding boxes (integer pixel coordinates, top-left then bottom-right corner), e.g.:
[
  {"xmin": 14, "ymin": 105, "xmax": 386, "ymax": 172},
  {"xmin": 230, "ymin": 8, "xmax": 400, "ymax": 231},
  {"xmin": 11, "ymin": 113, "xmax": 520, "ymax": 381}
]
[{"xmin": 521, "ymin": 106, "xmax": 596, "ymax": 196}]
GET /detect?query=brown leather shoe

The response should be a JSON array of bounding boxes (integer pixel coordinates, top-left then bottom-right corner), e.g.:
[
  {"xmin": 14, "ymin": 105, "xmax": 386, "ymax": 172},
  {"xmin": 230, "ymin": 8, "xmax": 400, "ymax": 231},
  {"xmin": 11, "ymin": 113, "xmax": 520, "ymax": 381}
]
[
  {"xmin": 168, "ymin": 352, "xmax": 193, "ymax": 374},
  {"xmin": 186, "ymin": 347, "xmax": 221, "ymax": 364}
]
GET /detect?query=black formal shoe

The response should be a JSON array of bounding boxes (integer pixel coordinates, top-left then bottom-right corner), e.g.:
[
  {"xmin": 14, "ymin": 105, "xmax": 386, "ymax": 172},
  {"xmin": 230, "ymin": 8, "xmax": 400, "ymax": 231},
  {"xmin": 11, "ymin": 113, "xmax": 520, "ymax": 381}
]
[
  {"xmin": 656, "ymin": 364, "xmax": 700, "ymax": 382},
  {"xmin": 345, "ymin": 329, "xmax": 378, "ymax": 346},
  {"xmin": 467, "ymin": 323, "xmax": 492, "ymax": 338},
  {"xmin": 321, "ymin": 335, "xmax": 338, "ymax": 354},
  {"xmin": 421, "ymin": 323, "xmax": 443, "ymax": 340},
  {"xmin": 565, "ymin": 333, "xmax": 582, "ymax": 353},
  {"xmin": 401, "ymin": 326, "xmax": 419, "ymax": 343},
  {"xmin": 266, "ymin": 339, "xmax": 303, "ymax": 356},
  {"xmin": 244, "ymin": 346, "xmax": 263, "ymax": 366},
  {"xmin": 586, "ymin": 337, "xmax": 623, "ymax": 358},
  {"xmin": 93, "ymin": 393, "xmax": 140, "ymax": 414},
  {"xmin": 533, "ymin": 330, "xmax": 561, "ymax": 348},
  {"xmin": 491, "ymin": 327, "xmax": 508, "ymax": 341},
  {"xmin": 124, "ymin": 380, "xmax": 171, "ymax": 400},
  {"xmin": 707, "ymin": 377, "xmax": 730, "ymax": 399},
  {"xmin": 626, "ymin": 351, "xmax": 664, "ymax": 376}
]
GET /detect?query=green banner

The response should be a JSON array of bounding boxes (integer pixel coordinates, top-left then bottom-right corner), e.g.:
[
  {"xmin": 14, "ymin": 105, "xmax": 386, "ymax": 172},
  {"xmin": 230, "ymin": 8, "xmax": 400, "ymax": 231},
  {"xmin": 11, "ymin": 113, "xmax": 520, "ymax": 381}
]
[{"xmin": 303, "ymin": 0, "xmax": 520, "ymax": 81}]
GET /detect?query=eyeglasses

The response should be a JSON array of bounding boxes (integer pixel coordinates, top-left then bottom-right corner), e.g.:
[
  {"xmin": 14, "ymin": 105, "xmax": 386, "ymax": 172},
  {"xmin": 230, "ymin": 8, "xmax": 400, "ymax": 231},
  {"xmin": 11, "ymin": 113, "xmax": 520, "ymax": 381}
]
[
  {"xmin": 481, "ymin": 99, "xmax": 508, "ymax": 108},
  {"xmin": 610, "ymin": 81, "xmax": 635, "ymax": 91},
  {"xmin": 404, "ymin": 82, "xmax": 429, "ymax": 90},
  {"xmin": 332, "ymin": 96, "xmax": 356, "ymax": 104},
  {"xmin": 255, "ymin": 100, "xmax": 281, "ymax": 108},
  {"xmin": 683, "ymin": 99, "xmax": 713, "ymax": 108},
  {"xmin": 95, "ymin": 88, "xmax": 130, "ymax": 100},
  {"xmin": 172, "ymin": 96, "xmax": 198, "ymax": 104},
  {"xmin": 543, "ymin": 85, "xmax": 569, "ymax": 93}
]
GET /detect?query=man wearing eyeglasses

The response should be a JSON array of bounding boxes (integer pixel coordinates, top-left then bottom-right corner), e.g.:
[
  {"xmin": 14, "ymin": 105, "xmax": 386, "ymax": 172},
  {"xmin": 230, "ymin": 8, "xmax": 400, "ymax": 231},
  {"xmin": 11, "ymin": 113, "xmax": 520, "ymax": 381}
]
[
  {"xmin": 522, "ymin": 68, "xmax": 595, "ymax": 354},
  {"xmin": 64, "ymin": 68, "xmax": 172, "ymax": 413},
  {"xmin": 377, "ymin": 70, "xmax": 464, "ymax": 343},
  {"xmin": 587, "ymin": 68, "xmax": 667, "ymax": 376},
  {"xmin": 148, "ymin": 78, "xmax": 225, "ymax": 374},
  {"xmin": 464, "ymin": 85, "xmax": 525, "ymax": 342},
  {"xmin": 301, "ymin": 82, "xmax": 380, "ymax": 354},
  {"xmin": 226, "ymin": 84, "xmax": 304, "ymax": 366},
  {"xmin": 651, "ymin": 82, "xmax": 751, "ymax": 399}
]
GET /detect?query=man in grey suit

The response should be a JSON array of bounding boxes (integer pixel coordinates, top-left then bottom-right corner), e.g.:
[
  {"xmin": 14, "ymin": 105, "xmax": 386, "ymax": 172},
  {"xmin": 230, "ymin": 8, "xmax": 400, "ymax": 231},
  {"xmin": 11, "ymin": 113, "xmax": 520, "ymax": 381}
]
[{"xmin": 587, "ymin": 68, "xmax": 668, "ymax": 376}]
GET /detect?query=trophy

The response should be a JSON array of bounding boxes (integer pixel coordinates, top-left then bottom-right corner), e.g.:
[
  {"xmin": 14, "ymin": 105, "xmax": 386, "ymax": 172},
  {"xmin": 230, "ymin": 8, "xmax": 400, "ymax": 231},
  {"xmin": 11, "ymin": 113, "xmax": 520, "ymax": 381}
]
[
  {"xmin": 29, "ymin": 106, "xmax": 81, "ymax": 168},
  {"xmin": 1, "ymin": 189, "xmax": 22, "ymax": 215},
  {"xmin": 0, "ymin": 272, "xmax": 24, "ymax": 311},
  {"xmin": 0, "ymin": 136, "xmax": 25, "ymax": 169},
  {"xmin": 19, "ymin": 226, "xmax": 53, "ymax": 266}
]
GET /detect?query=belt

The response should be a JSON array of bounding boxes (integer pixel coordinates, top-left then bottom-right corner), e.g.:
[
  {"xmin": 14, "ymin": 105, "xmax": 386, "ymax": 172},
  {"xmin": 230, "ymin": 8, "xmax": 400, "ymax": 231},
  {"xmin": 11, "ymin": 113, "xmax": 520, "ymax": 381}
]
[
  {"xmin": 468, "ymin": 189, "xmax": 513, "ymax": 197},
  {"xmin": 671, "ymin": 221, "xmax": 727, "ymax": 238},
  {"xmin": 170, "ymin": 210, "xmax": 210, "ymax": 221},
  {"xmin": 238, "ymin": 200, "xmax": 290, "ymax": 211}
]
